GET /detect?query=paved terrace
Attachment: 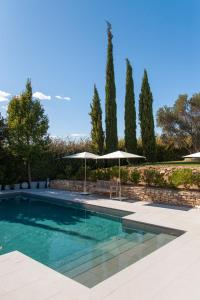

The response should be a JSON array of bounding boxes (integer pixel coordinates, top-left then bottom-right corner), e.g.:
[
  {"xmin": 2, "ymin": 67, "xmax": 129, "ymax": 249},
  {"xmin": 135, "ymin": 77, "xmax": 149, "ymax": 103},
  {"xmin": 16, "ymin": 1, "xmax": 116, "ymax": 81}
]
[{"xmin": 0, "ymin": 189, "xmax": 200, "ymax": 299}]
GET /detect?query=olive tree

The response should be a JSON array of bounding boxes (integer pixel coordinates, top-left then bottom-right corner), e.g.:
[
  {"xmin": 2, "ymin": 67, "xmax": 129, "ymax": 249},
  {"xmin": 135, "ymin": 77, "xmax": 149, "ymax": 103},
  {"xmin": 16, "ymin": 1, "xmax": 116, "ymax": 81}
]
[
  {"xmin": 157, "ymin": 93, "xmax": 200, "ymax": 152},
  {"xmin": 7, "ymin": 79, "xmax": 49, "ymax": 185}
]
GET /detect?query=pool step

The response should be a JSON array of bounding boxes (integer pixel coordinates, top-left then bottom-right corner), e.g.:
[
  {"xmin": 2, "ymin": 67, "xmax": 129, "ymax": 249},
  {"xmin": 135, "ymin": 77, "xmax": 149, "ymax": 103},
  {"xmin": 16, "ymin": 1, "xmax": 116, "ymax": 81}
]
[
  {"xmin": 51, "ymin": 236, "xmax": 120, "ymax": 269},
  {"xmin": 52, "ymin": 230, "xmax": 147, "ymax": 270},
  {"xmin": 69, "ymin": 233, "xmax": 173, "ymax": 287},
  {"xmin": 58, "ymin": 232, "xmax": 154, "ymax": 276}
]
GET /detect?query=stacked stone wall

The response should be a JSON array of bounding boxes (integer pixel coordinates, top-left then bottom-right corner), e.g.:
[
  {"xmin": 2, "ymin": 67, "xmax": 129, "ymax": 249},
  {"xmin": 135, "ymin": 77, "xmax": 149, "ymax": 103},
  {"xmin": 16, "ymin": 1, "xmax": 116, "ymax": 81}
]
[{"xmin": 50, "ymin": 179, "xmax": 200, "ymax": 207}]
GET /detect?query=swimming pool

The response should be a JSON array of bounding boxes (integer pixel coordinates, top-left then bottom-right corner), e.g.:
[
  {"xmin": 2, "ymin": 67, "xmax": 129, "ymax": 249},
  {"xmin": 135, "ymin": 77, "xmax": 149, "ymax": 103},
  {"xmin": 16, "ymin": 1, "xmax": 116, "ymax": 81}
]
[{"xmin": 0, "ymin": 194, "xmax": 182, "ymax": 287}]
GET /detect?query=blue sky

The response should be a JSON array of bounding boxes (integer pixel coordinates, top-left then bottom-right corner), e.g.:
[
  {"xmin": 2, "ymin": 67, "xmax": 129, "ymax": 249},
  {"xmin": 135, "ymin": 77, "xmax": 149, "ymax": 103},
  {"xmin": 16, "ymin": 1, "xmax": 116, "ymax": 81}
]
[{"xmin": 0, "ymin": 0, "xmax": 199, "ymax": 139}]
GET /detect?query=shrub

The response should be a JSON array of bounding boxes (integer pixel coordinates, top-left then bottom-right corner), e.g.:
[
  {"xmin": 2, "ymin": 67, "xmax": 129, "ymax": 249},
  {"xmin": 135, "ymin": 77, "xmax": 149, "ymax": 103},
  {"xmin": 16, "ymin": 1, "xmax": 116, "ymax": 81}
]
[
  {"xmin": 110, "ymin": 166, "xmax": 119, "ymax": 179},
  {"xmin": 64, "ymin": 165, "xmax": 73, "ymax": 179},
  {"xmin": 169, "ymin": 169, "xmax": 193, "ymax": 189},
  {"xmin": 143, "ymin": 169, "xmax": 166, "ymax": 187},
  {"xmin": 73, "ymin": 166, "xmax": 86, "ymax": 180},
  {"xmin": 102, "ymin": 169, "xmax": 111, "ymax": 180},
  {"xmin": 88, "ymin": 170, "xmax": 98, "ymax": 182},
  {"xmin": 129, "ymin": 169, "xmax": 141, "ymax": 185},
  {"xmin": 192, "ymin": 173, "xmax": 200, "ymax": 188},
  {"xmin": 94, "ymin": 168, "xmax": 111, "ymax": 181},
  {"xmin": 110, "ymin": 166, "xmax": 129, "ymax": 184},
  {"xmin": 119, "ymin": 168, "xmax": 129, "ymax": 184},
  {"xmin": 143, "ymin": 169, "xmax": 154, "ymax": 186},
  {"xmin": 88, "ymin": 167, "xmax": 129, "ymax": 184}
]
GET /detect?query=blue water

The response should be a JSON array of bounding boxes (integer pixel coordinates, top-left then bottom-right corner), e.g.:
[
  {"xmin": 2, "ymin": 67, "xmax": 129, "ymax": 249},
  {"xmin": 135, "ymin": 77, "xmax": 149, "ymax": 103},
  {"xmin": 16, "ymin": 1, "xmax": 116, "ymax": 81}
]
[{"xmin": 0, "ymin": 196, "xmax": 179, "ymax": 287}]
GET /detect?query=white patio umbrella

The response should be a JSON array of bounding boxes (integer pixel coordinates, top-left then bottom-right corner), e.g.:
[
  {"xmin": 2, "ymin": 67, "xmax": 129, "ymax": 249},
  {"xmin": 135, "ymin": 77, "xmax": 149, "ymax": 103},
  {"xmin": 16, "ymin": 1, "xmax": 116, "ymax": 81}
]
[
  {"xmin": 98, "ymin": 151, "xmax": 145, "ymax": 200},
  {"xmin": 183, "ymin": 152, "xmax": 200, "ymax": 158},
  {"xmin": 63, "ymin": 152, "xmax": 99, "ymax": 195}
]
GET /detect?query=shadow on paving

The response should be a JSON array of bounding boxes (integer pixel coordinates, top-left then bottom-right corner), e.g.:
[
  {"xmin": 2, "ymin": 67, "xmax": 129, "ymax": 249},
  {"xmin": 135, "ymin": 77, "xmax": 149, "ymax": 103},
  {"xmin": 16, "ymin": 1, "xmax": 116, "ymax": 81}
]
[{"xmin": 144, "ymin": 202, "xmax": 192, "ymax": 211}]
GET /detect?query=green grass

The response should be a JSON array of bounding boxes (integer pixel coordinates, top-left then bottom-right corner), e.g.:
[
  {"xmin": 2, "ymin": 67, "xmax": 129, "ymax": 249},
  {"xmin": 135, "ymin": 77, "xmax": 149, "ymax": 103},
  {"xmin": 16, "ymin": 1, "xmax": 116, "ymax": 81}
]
[{"xmin": 143, "ymin": 161, "xmax": 200, "ymax": 167}]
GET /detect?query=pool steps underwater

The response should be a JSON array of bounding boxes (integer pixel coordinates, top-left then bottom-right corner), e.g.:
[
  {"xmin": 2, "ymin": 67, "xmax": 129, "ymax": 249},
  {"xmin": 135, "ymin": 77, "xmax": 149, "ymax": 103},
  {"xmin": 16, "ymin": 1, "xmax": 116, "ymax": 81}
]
[{"xmin": 52, "ymin": 232, "xmax": 174, "ymax": 287}]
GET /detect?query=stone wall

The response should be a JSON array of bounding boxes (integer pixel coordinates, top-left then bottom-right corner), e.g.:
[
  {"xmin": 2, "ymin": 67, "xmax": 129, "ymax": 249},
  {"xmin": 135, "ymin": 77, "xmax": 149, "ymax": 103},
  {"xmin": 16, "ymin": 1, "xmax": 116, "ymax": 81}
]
[{"xmin": 50, "ymin": 179, "xmax": 200, "ymax": 207}]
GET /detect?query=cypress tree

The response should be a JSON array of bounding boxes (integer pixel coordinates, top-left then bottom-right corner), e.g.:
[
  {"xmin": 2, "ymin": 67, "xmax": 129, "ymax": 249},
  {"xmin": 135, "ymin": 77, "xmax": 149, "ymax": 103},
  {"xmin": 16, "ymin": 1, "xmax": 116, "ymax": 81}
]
[
  {"xmin": 105, "ymin": 22, "xmax": 118, "ymax": 152},
  {"xmin": 139, "ymin": 70, "xmax": 156, "ymax": 161},
  {"xmin": 0, "ymin": 113, "xmax": 6, "ymax": 149},
  {"xmin": 124, "ymin": 59, "xmax": 137, "ymax": 153},
  {"xmin": 89, "ymin": 85, "xmax": 104, "ymax": 154}
]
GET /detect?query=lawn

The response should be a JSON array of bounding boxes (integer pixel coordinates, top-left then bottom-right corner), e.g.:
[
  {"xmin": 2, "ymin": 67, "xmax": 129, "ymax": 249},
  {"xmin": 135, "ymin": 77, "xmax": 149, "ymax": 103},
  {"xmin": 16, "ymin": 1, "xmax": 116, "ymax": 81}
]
[{"xmin": 143, "ymin": 161, "xmax": 200, "ymax": 167}]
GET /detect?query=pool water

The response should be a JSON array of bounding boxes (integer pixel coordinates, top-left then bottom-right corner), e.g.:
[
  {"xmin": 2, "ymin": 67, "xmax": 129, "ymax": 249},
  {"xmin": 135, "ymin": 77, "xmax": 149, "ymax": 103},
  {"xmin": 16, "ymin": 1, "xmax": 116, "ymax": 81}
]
[{"xmin": 0, "ymin": 196, "xmax": 180, "ymax": 287}]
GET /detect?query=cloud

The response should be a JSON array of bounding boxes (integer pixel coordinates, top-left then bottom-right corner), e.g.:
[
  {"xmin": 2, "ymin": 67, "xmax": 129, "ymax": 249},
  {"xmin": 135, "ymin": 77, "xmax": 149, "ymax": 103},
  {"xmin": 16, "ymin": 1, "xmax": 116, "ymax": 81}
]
[
  {"xmin": 33, "ymin": 92, "xmax": 51, "ymax": 100},
  {"xmin": 49, "ymin": 134, "xmax": 89, "ymax": 141},
  {"xmin": 0, "ymin": 90, "xmax": 11, "ymax": 102},
  {"xmin": 0, "ymin": 90, "xmax": 71, "ymax": 102},
  {"xmin": 1, "ymin": 104, "xmax": 8, "ymax": 111},
  {"xmin": 0, "ymin": 97, "xmax": 9, "ymax": 102},
  {"xmin": 55, "ymin": 95, "xmax": 71, "ymax": 101},
  {"xmin": 69, "ymin": 133, "xmax": 88, "ymax": 138}
]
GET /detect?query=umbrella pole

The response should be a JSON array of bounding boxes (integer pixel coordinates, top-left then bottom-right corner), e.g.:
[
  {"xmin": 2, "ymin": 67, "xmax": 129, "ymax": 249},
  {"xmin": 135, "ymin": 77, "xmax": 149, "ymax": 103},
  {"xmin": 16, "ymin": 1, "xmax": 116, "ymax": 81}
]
[
  {"xmin": 119, "ymin": 158, "xmax": 121, "ymax": 200},
  {"xmin": 84, "ymin": 158, "xmax": 87, "ymax": 193}
]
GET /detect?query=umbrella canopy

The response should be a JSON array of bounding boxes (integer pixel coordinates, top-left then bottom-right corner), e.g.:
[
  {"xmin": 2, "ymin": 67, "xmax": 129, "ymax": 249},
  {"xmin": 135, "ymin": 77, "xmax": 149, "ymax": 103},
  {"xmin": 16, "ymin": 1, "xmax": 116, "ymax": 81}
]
[
  {"xmin": 183, "ymin": 152, "xmax": 200, "ymax": 158},
  {"xmin": 63, "ymin": 151, "xmax": 99, "ymax": 159},
  {"xmin": 99, "ymin": 150, "xmax": 145, "ymax": 160},
  {"xmin": 98, "ymin": 151, "xmax": 145, "ymax": 200},
  {"xmin": 63, "ymin": 152, "xmax": 99, "ymax": 194}
]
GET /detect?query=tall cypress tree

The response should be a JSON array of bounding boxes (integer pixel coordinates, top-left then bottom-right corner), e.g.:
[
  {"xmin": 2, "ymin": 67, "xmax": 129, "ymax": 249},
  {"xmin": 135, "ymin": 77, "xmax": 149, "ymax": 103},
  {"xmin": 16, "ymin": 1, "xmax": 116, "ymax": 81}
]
[
  {"xmin": 0, "ymin": 113, "xmax": 6, "ymax": 147},
  {"xmin": 89, "ymin": 85, "xmax": 104, "ymax": 154},
  {"xmin": 105, "ymin": 22, "xmax": 118, "ymax": 152},
  {"xmin": 139, "ymin": 70, "xmax": 156, "ymax": 161},
  {"xmin": 124, "ymin": 59, "xmax": 137, "ymax": 153}
]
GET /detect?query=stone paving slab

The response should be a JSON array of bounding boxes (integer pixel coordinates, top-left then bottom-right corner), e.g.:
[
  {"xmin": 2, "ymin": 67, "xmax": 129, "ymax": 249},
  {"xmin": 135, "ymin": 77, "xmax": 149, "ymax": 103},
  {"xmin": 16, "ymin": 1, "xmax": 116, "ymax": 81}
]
[{"xmin": 0, "ymin": 251, "xmax": 90, "ymax": 300}]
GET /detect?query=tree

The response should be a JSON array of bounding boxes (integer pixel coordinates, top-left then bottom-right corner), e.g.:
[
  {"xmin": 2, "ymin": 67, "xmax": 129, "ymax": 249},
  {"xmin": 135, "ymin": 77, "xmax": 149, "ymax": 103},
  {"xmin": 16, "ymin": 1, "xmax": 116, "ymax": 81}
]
[
  {"xmin": 0, "ymin": 113, "xmax": 7, "ymax": 184},
  {"xmin": 7, "ymin": 79, "xmax": 49, "ymax": 185},
  {"xmin": 0, "ymin": 113, "xmax": 6, "ymax": 148},
  {"xmin": 157, "ymin": 93, "xmax": 200, "ymax": 152},
  {"xmin": 139, "ymin": 70, "xmax": 156, "ymax": 161},
  {"xmin": 105, "ymin": 22, "xmax": 118, "ymax": 152},
  {"xmin": 124, "ymin": 59, "xmax": 137, "ymax": 153},
  {"xmin": 89, "ymin": 85, "xmax": 104, "ymax": 154}
]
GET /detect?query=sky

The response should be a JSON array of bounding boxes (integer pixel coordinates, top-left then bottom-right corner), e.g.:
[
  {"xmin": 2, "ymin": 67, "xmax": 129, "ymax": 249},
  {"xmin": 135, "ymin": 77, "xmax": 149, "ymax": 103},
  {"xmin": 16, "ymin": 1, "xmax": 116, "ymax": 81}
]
[{"xmin": 0, "ymin": 0, "xmax": 199, "ymax": 139}]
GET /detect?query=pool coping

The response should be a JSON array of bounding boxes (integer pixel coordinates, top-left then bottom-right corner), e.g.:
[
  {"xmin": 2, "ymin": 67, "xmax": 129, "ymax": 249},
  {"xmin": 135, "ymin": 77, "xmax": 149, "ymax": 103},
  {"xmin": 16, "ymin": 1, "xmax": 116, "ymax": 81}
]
[{"xmin": 1, "ymin": 189, "xmax": 200, "ymax": 300}]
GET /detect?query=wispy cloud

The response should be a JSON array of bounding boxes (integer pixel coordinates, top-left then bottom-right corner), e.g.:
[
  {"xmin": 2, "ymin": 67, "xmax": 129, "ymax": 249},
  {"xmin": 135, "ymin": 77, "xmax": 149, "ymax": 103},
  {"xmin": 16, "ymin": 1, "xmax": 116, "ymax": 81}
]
[
  {"xmin": 49, "ymin": 133, "xmax": 88, "ymax": 140},
  {"xmin": 0, "ymin": 90, "xmax": 71, "ymax": 103},
  {"xmin": 33, "ymin": 92, "xmax": 51, "ymax": 100},
  {"xmin": 0, "ymin": 104, "xmax": 8, "ymax": 111},
  {"xmin": 55, "ymin": 95, "xmax": 71, "ymax": 101},
  {"xmin": 0, "ymin": 90, "xmax": 11, "ymax": 102},
  {"xmin": 69, "ymin": 133, "xmax": 88, "ymax": 138}
]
